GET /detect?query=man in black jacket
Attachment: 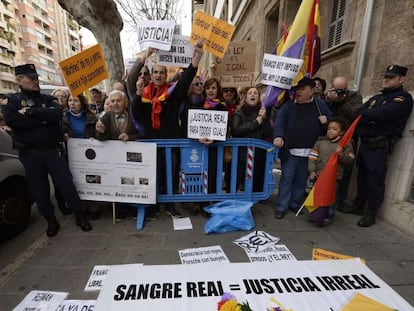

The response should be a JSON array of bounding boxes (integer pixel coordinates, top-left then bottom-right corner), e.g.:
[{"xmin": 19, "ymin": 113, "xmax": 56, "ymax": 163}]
[{"xmin": 3, "ymin": 64, "xmax": 92, "ymax": 237}]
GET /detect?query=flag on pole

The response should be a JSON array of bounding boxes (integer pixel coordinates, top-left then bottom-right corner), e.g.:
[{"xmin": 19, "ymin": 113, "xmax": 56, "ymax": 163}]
[
  {"xmin": 304, "ymin": 0, "xmax": 321, "ymax": 77},
  {"xmin": 301, "ymin": 116, "xmax": 362, "ymax": 221},
  {"xmin": 262, "ymin": 0, "xmax": 320, "ymax": 108}
]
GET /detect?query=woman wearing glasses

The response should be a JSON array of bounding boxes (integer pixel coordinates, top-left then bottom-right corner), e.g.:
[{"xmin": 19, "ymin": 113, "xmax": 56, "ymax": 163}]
[{"xmin": 51, "ymin": 88, "xmax": 70, "ymax": 111}]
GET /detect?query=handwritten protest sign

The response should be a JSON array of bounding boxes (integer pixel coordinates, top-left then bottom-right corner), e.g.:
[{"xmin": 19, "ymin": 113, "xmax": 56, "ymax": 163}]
[
  {"xmin": 157, "ymin": 35, "xmax": 194, "ymax": 67},
  {"xmin": 137, "ymin": 20, "xmax": 175, "ymax": 51},
  {"xmin": 261, "ymin": 54, "xmax": 303, "ymax": 89},
  {"xmin": 59, "ymin": 44, "xmax": 108, "ymax": 96},
  {"xmin": 214, "ymin": 41, "xmax": 256, "ymax": 87},
  {"xmin": 187, "ymin": 109, "xmax": 228, "ymax": 141},
  {"xmin": 190, "ymin": 10, "xmax": 235, "ymax": 58}
]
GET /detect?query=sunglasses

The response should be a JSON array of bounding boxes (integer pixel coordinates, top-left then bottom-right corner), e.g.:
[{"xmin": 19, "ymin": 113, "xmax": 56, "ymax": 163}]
[
  {"xmin": 139, "ymin": 71, "xmax": 149, "ymax": 76},
  {"xmin": 223, "ymin": 88, "xmax": 235, "ymax": 93},
  {"xmin": 192, "ymin": 82, "xmax": 203, "ymax": 87}
]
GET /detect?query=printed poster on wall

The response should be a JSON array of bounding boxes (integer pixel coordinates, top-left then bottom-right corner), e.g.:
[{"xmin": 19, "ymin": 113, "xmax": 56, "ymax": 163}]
[
  {"xmin": 67, "ymin": 138, "xmax": 157, "ymax": 204},
  {"xmin": 94, "ymin": 259, "xmax": 413, "ymax": 311}
]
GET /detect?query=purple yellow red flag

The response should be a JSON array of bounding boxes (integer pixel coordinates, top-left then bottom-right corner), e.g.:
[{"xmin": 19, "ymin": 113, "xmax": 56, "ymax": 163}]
[
  {"xmin": 262, "ymin": 0, "xmax": 317, "ymax": 108},
  {"xmin": 301, "ymin": 116, "xmax": 362, "ymax": 217}
]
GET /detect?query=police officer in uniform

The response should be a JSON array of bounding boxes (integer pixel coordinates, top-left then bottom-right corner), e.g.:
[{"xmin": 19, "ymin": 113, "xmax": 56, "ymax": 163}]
[
  {"xmin": 3, "ymin": 64, "xmax": 92, "ymax": 237},
  {"xmin": 354, "ymin": 65, "xmax": 413, "ymax": 227}
]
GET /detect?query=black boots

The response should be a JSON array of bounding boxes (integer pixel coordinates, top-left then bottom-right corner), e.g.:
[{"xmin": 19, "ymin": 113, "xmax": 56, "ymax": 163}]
[
  {"xmin": 357, "ymin": 209, "xmax": 376, "ymax": 227},
  {"xmin": 45, "ymin": 215, "xmax": 60, "ymax": 237},
  {"xmin": 75, "ymin": 212, "xmax": 92, "ymax": 231},
  {"xmin": 338, "ymin": 200, "xmax": 364, "ymax": 215}
]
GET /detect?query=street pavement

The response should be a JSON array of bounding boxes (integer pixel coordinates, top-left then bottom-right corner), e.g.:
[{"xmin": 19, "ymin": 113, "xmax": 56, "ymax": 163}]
[{"xmin": 1, "ymin": 195, "xmax": 413, "ymax": 310}]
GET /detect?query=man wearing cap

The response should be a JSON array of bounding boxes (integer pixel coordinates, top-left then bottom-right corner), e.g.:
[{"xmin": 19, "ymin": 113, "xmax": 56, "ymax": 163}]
[
  {"xmin": 3, "ymin": 64, "xmax": 92, "ymax": 237},
  {"xmin": 353, "ymin": 64, "xmax": 413, "ymax": 227},
  {"xmin": 273, "ymin": 77, "xmax": 332, "ymax": 219}
]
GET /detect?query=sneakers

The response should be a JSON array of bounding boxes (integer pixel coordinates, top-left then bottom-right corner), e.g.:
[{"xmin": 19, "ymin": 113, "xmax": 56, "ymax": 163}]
[{"xmin": 165, "ymin": 205, "xmax": 182, "ymax": 219}]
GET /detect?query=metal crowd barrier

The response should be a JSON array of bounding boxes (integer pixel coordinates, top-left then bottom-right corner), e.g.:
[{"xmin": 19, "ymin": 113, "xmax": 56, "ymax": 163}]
[{"xmin": 131, "ymin": 138, "xmax": 278, "ymax": 230}]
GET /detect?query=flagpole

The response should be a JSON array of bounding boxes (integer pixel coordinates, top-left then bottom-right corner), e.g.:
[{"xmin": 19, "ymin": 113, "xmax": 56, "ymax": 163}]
[{"xmin": 295, "ymin": 203, "xmax": 305, "ymax": 216}]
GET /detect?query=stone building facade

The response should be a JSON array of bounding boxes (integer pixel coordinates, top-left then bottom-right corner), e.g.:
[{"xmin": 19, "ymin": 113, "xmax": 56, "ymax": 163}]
[{"xmin": 201, "ymin": 0, "xmax": 414, "ymax": 235}]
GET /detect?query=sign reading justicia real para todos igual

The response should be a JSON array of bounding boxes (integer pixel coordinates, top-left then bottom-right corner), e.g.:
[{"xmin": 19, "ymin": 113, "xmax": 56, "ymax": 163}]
[{"xmin": 94, "ymin": 259, "xmax": 413, "ymax": 310}]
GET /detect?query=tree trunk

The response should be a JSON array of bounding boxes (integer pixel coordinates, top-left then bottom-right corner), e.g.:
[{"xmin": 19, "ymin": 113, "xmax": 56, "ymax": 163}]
[{"xmin": 57, "ymin": 0, "xmax": 124, "ymax": 90}]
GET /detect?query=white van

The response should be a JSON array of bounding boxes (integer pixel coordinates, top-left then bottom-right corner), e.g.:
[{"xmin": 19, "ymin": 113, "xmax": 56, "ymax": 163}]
[{"xmin": 0, "ymin": 128, "xmax": 32, "ymax": 240}]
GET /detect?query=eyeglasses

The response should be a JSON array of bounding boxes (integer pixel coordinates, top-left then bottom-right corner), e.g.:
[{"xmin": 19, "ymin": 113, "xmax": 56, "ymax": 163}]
[
  {"xmin": 55, "ymin": 95, "xmax": 68, "ymax": 99},
  {"xmin": 223, "ymin": 88, "xmax": 235, "ymax": 93},
  {"xmin": 192, "ymin": 82, "xmax": 203, "ymax": 87},
  {"xmin": 139, "ymin": 71, "xmax": 149, "ymax": 76}
]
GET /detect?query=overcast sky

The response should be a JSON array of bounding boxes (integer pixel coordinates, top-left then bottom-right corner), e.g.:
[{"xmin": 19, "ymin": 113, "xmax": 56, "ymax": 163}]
[{"xmin": 79, "ymin": 1, "xmax": 192, "ymax": 59}]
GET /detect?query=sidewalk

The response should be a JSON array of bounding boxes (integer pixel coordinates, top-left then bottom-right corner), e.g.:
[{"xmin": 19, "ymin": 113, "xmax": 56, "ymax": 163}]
[{"xmin": 0, "ymin": 194, "xmax": 413, "ymax": 310}]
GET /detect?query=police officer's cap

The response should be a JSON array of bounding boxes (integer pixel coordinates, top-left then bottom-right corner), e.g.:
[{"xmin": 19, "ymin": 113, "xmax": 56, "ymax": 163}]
[
  {"xmin": 15, "ymin": 64, "xmax": 39, "ymax": 78},
  {"xmin": 296, "ymin": 77, "xmax": 316, "ymax": 88},
  {"xmin": 384, "ymin": 65, "xmax": 408, "ymax": 77}
]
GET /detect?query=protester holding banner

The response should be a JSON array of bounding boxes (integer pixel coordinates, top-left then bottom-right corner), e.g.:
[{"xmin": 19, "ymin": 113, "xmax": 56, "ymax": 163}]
[
  {"xmin": 273, "ymin": 77, "xmax": 332, "ymax": 219},
  {"xmin": 231, "ymin": 86, "xmax": 272, "ymax": 193},
  {"xmin": 3, "ymin": 64, "xmax": 92, "ymax": 237},
  {"xmin": 180, "ymin": 75, "xmax": 204, "ymax": 138},
  {"xmin": 89, "ymin": 87, "xmax": 104, "ymax": 114},
  {"xmin": 126, "ymin": 48, "xmax": 153, "ymax": 100},
  {"xmin": 131, "ymin": 40, "xmax": 204, "ymax": 220}
]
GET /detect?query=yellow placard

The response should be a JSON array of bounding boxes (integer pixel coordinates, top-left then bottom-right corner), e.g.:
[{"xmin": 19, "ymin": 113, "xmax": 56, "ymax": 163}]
[
  {"xmin": 190, "ymin": 11, "xmax": 235, "ymax": 58},
  {"xmin": 312, "ymin": 248, "xmax": 366, "ymax": 264},
  {"xmin": 59, "ymin": 44, "xmax": 109, "ymax": 96},
  {"xmin": 341, "ymin": 293, "xmax": 394, "ymax": 311}
]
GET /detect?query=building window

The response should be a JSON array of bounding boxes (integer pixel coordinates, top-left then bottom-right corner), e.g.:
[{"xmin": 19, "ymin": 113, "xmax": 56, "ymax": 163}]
[{"xmin": 328, "ymin": 0, "xmax": 347, "ymax": 48}]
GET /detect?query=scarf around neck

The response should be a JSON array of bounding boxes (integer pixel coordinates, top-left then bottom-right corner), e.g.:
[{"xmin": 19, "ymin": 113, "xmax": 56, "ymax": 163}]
[
  {"xmin": 203, "ymin": 98, "xmax": 221, "ymax": 109},
  {"xmin": 141, "ymin": 82, "xmax": 171, "ymax": 130}
]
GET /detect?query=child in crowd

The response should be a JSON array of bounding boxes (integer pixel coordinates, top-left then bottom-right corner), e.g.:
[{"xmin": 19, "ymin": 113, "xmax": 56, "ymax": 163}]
[{"xmin": 308, "ymin": 117, "xmax": 355, "ymax": 226}]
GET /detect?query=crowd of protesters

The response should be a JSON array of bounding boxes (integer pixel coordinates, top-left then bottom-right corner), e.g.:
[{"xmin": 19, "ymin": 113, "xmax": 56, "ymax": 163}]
[{"xmin": 1, "ymin": 37, "xmax": 412, "ymax": 237}]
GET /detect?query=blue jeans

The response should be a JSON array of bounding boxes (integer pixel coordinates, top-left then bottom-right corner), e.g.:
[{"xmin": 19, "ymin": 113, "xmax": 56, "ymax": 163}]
[{"xmin": 275, "ymin": 154, "xmax": 308, "ymax": 213}]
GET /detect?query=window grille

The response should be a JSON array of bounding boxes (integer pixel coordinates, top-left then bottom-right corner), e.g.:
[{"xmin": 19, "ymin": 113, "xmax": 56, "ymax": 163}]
[{"xmin": 328, "ymin": 0, "xmax": 347, "ymax": 48}]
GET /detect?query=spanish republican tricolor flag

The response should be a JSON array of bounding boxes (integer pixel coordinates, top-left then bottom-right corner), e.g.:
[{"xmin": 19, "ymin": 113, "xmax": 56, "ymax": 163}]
[
  {"xmin": 262, "ymin": 0, "xmax": 321, "ymax": 108},
  {"xmin": 302, "ymin": 116, "xmax": 361, "ymax": 214}
]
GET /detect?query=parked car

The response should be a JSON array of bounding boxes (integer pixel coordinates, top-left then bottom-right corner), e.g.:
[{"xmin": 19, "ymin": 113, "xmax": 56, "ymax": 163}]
[{"xmin": 0, "ymin": 128, "xmax": 32, "ymax": 240}]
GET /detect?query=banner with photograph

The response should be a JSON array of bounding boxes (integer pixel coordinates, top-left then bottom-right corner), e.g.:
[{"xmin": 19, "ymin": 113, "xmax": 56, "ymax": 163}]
[
  {"xmin": 261, "ymin": 54, "xmax": 303, "ymax": 89},
  {"xmin": 157, "ymin": 35, "xmax": 194, "ymax": 67},
  {"xmin": 187, "ymin": 109, "xmax": 228, "ymax": 141},
  {"xmin": 94, "ymin": 259, "xmax": 412, "ymax": 311},
  {"xmin": 67, "ymin": 139, "xmax": 157, "ymax": 204}
]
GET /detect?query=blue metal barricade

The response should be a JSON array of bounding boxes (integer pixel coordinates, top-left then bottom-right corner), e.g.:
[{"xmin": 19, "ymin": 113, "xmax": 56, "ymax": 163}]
[{"xmin": 132, "ymin": 138, "xmax": 278, "ymax": 230}]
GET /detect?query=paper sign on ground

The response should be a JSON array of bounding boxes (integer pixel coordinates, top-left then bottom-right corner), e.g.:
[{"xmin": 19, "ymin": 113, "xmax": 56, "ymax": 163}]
[
  {"xmin": 137, "ymin": 20, "xmax": 175, "ymax": 51},
  {"xmin": 190, "ymin": 11, "xmax": 235, "ymax": 58},
  {"xmin": 214, "ymin": 41, "xmax": 256, "ymax": 87},
  {"xmin": 94, "ymin": 259, "xmax": 413, "ymax": 311},
  {"xmin": 233, "ymin": 230, "xmax": 280, "ymax": 253},
  {"xmin": 157, "ymin": 35, "xmax": 194, "ymax": 67},
  {"xmin": 341, "ymin": 292, "xmax": 395, "ymax": 311},
  {"xmin": 12, "ymin": 290, "xmax": 68, "ymax": 311},
  {"xmin": 312, "ymin": 248, "xmax": 366, "ymax": 264},
  {"xmin": 187, "ymin": 109, "xmax": 228, "ymax": 141},
  {"xmin": 261, "ymin": 54, "xmax": 303, "ymax": 89},
  {"xmin": 84, "ymin": 264, "xmax": 143, "ymax": 292},
  {"xmin": 245, "ymin": 244, "xmax": 297, "ymax": 263},
  {"xmin": 59, "ymin": 44, "xmax": 108, "ymax": 97},
  {"xmin": 179, "ymin": 245, "xmax": 229, "ymax": 264},
  {"xmin": 173, "ymin": 217, "xmax": 193, "ymax": 230},
  {"xmin": 68, "ymin": 139, "xmax": 157, "ymax": 204},
  {"xmin": 55, "ymin": 300, "xmax": 96, "ymax": 311}
]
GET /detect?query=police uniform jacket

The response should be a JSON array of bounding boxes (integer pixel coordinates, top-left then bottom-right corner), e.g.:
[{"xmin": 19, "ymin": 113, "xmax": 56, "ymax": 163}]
[
  {"xmin": 355, "ymin": 86, "xmax": 413, "ymax": 140},
  {"xmin": 3, "ymin": 90, "xmax": 63, "ymax": 148}
]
